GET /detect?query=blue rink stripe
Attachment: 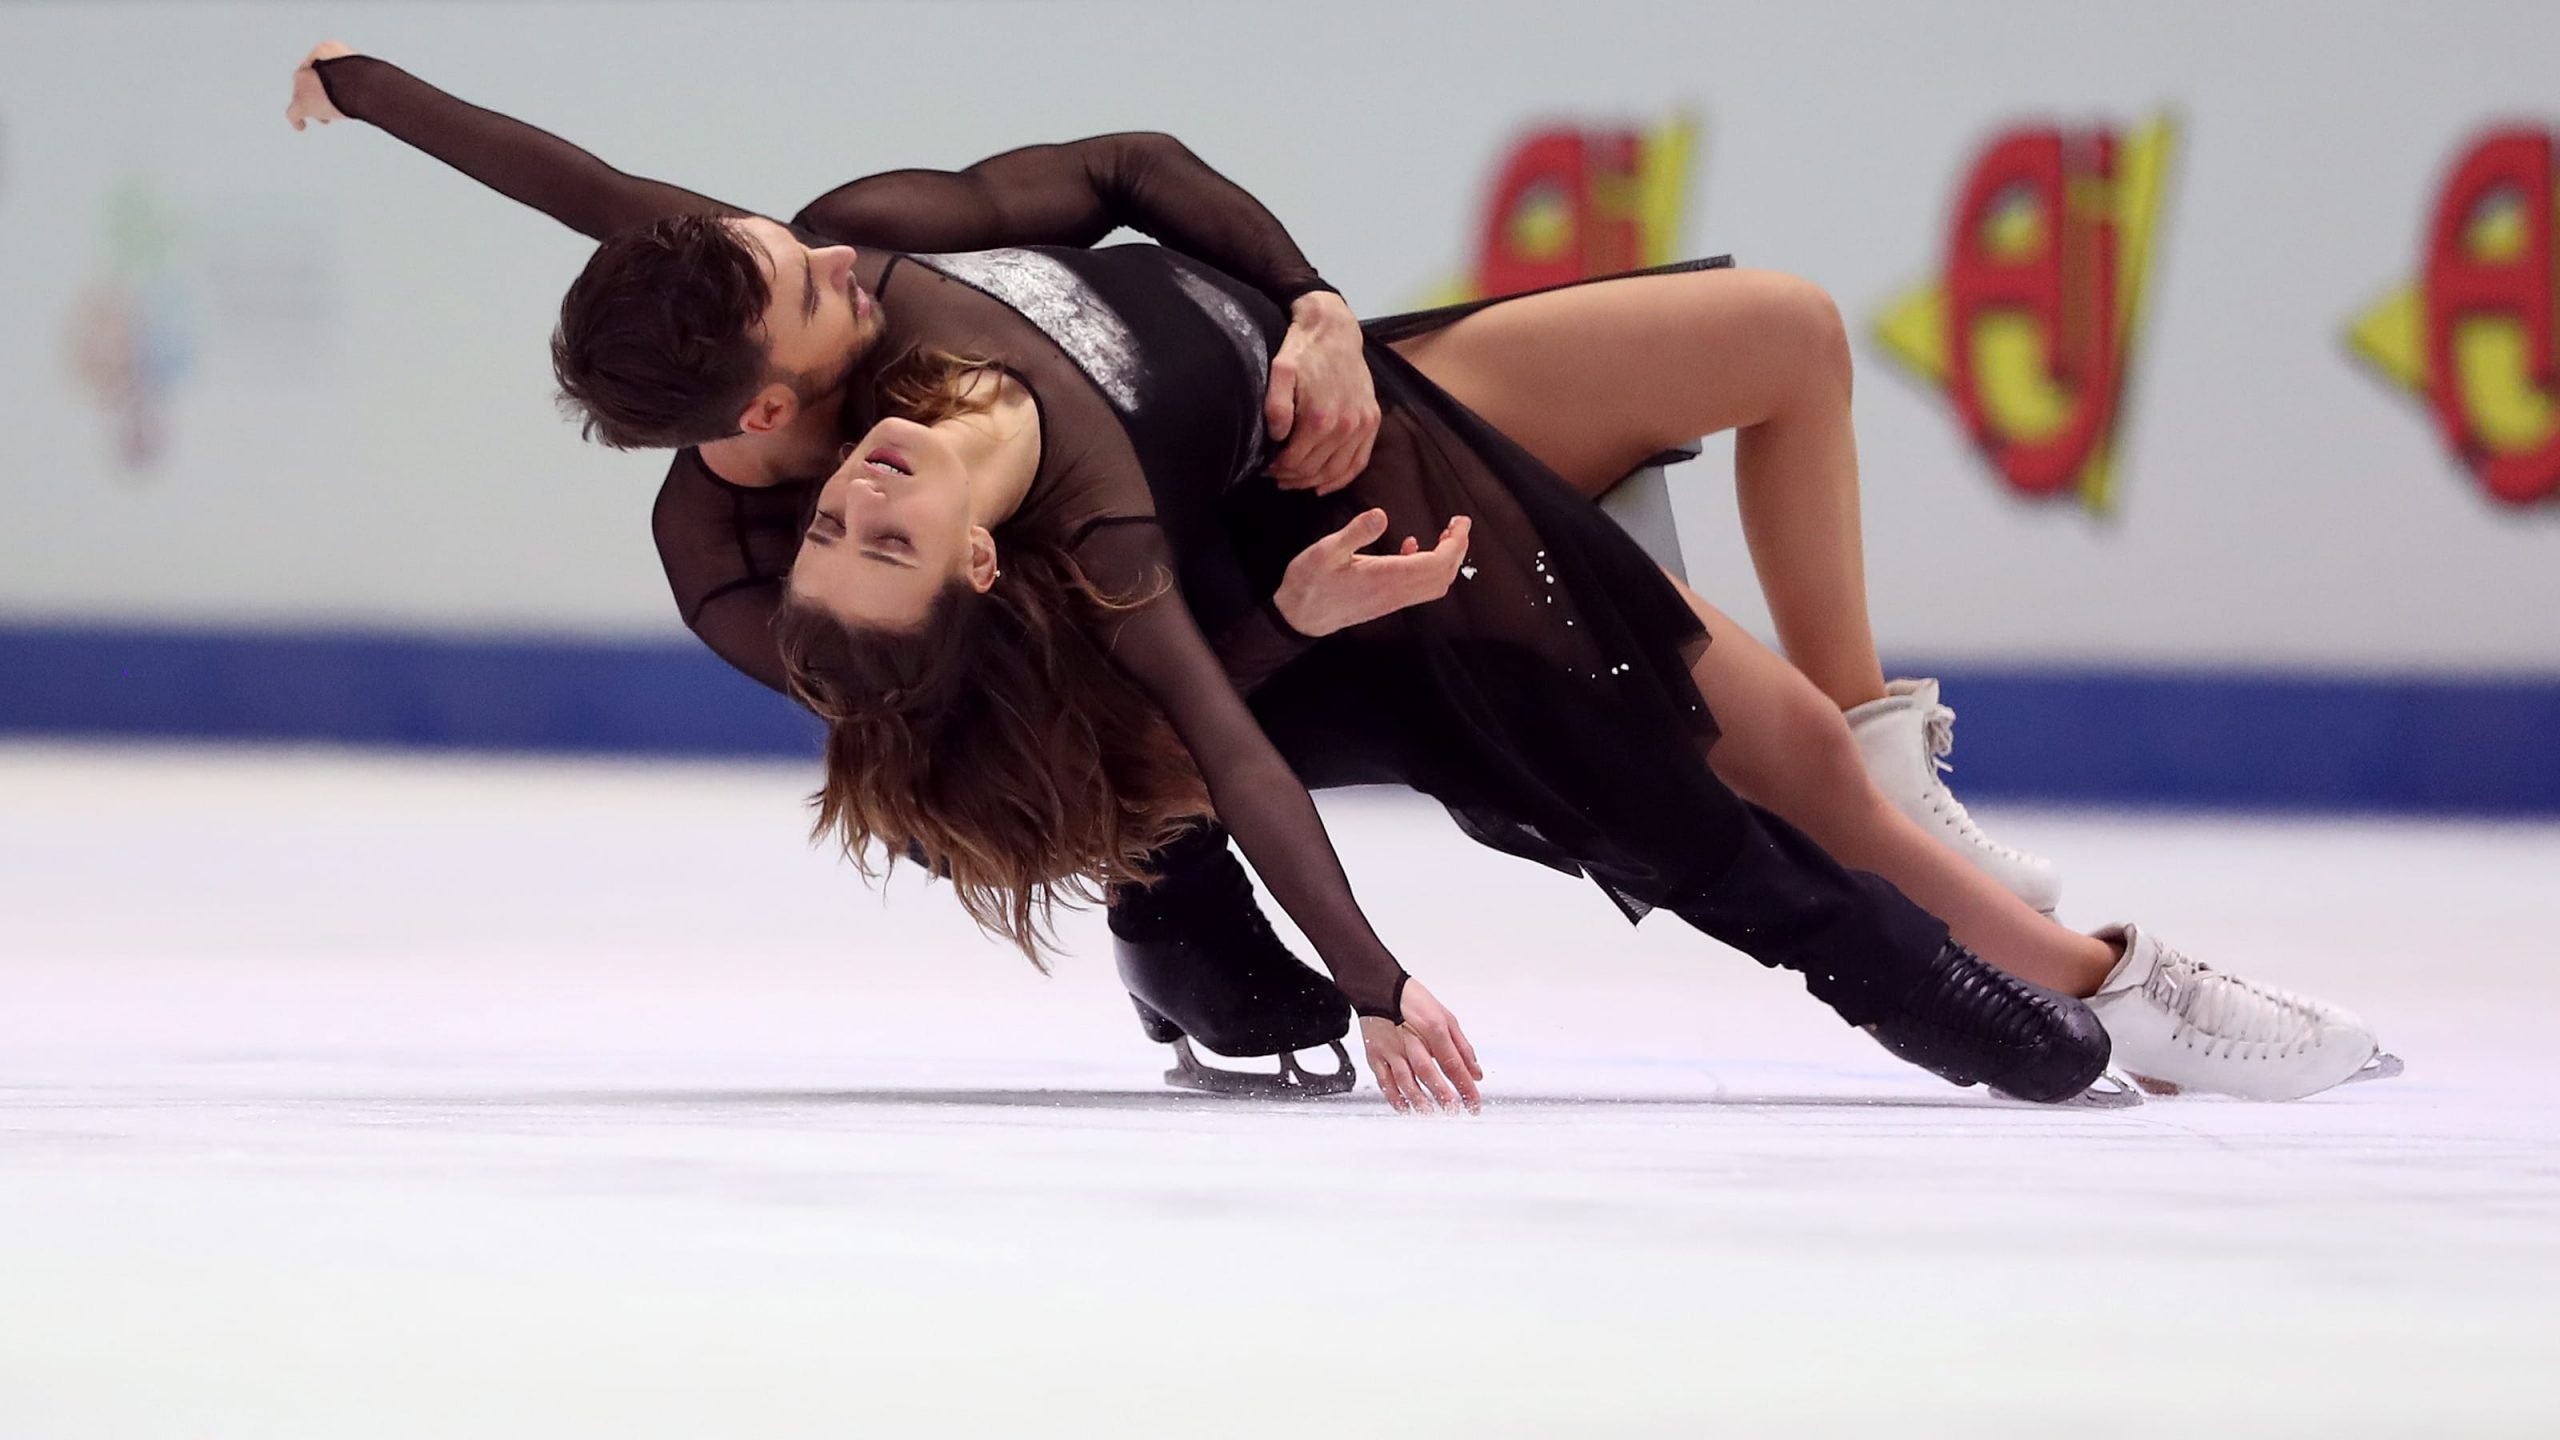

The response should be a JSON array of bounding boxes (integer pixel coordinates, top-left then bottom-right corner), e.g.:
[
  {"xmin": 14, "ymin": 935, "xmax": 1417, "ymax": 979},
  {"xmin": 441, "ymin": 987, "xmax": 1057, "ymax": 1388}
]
[
  {"xmin": 1896, "ymin": 665, "xmax": 2560, "ymax": 816},
  {"xmin": 0, "ymin": 622, "xmax": 820, "ymax": 760},
  {"xmin": 2, "ymin": 622, "xmax": 2555, "ymax": 814}
]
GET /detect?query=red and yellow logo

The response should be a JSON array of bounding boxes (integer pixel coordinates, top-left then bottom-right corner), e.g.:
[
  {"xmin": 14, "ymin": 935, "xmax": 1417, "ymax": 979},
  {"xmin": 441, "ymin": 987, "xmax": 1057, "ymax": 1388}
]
[
  {"xmin": 1876, "ymin": 116, "xmax": 2176, "ymax": 513},
  {"xmin": 2349, "ymin": 127, "xmax": 2560, "ymax": 507},
  {"xmin": 1423, "ymin": 116, "xmax": 1698, "ymax": 305}
]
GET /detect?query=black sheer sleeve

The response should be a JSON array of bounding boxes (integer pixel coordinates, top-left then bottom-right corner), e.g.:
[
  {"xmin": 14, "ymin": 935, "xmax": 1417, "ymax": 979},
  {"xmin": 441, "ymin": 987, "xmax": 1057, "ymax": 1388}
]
[
  {"xmin": 689, "ymin": 585, "xmax": 790, "ymax": 695},
  {"xmin": 1075, "ymin": 522, "xmax": 1406, "ymax": 1018},
  {"xmin": 312, "ymin": 55, "xmax": 746, "ymax": 239},
  {"xmin": 792, "ymin": 135, "xmax": 1334, "ymax": 306},
  {"xmin": 650, "ymin": 456, "xmax": 818, "ymax": 695},
  {"xmin": 1211, "ymin": 600, "xmax": 1317, "ymax": 697}
]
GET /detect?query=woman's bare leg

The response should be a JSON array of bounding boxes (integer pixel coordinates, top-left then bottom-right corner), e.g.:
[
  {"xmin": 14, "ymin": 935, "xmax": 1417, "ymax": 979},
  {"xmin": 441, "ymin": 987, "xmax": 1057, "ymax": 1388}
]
[
  {"xmin": 1392, "ymin": 267, "xmax": 1888, "ymax": 710},
  {"xmin": 1669, "ymin": 581, "xmax": 2115, "ymax": 995},
  {"xmin": 1390, "ymin": 264, "xmax": 2077, "ymax": 941}
]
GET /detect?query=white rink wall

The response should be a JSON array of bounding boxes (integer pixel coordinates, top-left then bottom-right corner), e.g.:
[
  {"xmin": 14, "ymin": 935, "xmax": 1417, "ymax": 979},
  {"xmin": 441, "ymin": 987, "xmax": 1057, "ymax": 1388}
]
[{"xmin": 3, "ymin": 1, "xmax": 2557, "ymax": 807}]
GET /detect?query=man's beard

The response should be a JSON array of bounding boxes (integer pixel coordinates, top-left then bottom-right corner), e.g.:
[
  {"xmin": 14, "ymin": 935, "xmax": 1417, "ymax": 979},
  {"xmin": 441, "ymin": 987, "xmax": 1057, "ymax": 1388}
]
[{"xmin": 791, "ymin": 328, "xmax": 877, "ymax": 413}]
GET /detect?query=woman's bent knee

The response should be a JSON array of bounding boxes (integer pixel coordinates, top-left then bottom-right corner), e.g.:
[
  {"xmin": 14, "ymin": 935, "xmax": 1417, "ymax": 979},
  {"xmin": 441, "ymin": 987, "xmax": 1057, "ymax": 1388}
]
[
  {"xmin": 1702, "ymin": 271, "xmax": 1853, "ymax": 404},
  {"xmin": 1769, "ymin": 274, "xmax": 1853, "ymax": 400},
  {"xmin": 1716, "ymin": 684, "xmax": 1877, "ymax": 830}
]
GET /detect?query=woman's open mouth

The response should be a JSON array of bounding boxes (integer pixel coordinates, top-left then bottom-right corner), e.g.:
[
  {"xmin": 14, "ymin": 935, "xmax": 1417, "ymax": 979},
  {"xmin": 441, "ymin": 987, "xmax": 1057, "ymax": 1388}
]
[{"xmin": 865, "ymin": 446, "xmax": 912, "ymax": 477}]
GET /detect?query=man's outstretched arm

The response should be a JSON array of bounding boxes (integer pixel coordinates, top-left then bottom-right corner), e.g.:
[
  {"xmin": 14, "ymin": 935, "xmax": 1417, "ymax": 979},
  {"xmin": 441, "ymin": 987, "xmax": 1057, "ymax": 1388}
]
[
  {"xmin": 790, "ymin": 134, "xmax": 1330, "ymax": 302},
  {"xmin": 289, "ymin": 43, "xmax": 746, "ymax": 240}
]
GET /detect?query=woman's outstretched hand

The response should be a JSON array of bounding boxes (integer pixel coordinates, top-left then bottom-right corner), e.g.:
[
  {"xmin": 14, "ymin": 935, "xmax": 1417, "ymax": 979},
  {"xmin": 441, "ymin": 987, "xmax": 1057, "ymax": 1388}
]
[
  {"xmin": 1359, "ymin": 979, "xmax": 1483, "ymax": 1113},
  {"xmin": 1274, "ymin": 509, "xmax": 1471, "ymax": 637},
  {"xmin": 285, "ymin": 42, "xmax": 355, "ymax": 130}
]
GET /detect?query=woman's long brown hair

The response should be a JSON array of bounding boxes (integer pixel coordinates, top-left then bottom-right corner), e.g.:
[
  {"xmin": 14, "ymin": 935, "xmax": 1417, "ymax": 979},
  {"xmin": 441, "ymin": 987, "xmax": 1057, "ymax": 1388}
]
[{"xmin": 776, "ymin": 351, "xmax": 1210, "ymax": 962}]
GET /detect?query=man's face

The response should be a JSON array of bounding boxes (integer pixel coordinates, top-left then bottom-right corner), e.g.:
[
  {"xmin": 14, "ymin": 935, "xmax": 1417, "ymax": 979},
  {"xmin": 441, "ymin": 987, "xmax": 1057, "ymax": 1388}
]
[{"xmin": 733, "ymin": 216, "xmax": 884, "ymax": 405}]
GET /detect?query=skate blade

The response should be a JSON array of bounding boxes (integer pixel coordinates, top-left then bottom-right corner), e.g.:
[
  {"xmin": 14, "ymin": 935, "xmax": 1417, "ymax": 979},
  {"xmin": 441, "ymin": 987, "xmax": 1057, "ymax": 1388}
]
[
  {"xmin": 1996, "ymin": 1066, "xmax": 2144, "ymax": 1109},
  {"xmin": 1162, "ymin": 1038, "xmax": 1357, "ymax": 1100},
  {"xmin": 2343, "ymin": 1051, "xmax": 2405, "ymax": 1085},
  {"xmin": 2131, "ymin": 1049, "xmax": 2405, "ymax": 1099}
]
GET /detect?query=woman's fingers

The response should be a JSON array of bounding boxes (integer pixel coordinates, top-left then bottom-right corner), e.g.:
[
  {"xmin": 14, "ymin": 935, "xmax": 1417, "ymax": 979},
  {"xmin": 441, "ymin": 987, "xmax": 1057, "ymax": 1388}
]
[
  {"xmin": 1398, "ymin": 1040, "xmax": 1451, "ymax": 1113},
  {"xmin": 1421, "ymin": 1023, "xmax": 1483, "ymax": 1111},
  {"xmin": 1450, "ymin": 1014, "xmax": 1484, "ymax": 1082},
  {"xmin": 1364, "ymin": 1025, "xmax": 1481, "ymax": 1114},
  {"xmin": 1410, "ymin": 1037, "xmax": 1462, "ymax": 1110},
  {"xmin": 1364, "ymin": 1023, "xmax": 1431, "ymax": 1113},
  {"xmin": 1379, "ymin": 1051, "xmax": 1421, "ymax": 1113}
]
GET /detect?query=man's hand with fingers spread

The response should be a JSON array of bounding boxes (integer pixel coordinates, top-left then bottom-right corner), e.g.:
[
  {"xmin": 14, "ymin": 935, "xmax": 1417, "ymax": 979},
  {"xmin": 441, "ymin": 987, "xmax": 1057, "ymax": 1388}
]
[{"xmin": 1274, "ymin": 510, "xmax": 1472, "ymax": 638}]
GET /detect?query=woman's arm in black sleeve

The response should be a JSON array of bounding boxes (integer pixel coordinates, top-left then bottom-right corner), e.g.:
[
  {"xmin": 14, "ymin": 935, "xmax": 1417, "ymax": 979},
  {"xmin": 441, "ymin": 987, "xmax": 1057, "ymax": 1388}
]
[
  {"xmin": 312, "ymin": 54, "xmax": 746, "ymax": 239},
  {"xmin": 1081, "ymin": 529, "xmax": 1406, "ymax": 1017},
  {"xmin": 792, "ymin": 134, "xmax": 1332, "ymax": 304}
]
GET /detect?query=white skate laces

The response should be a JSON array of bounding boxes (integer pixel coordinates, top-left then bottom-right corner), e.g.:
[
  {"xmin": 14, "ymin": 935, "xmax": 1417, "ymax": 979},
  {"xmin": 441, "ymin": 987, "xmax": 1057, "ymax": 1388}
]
[
  {"xmin": 1847, "ymin": 678, "xmax": 2061, "ymax": 914},
  {"xmin": 2085, "ymin": 924, "xmax": 2397, "ymax": 1100},
  {"xmin": 1911, "ymin": 699, "xmax": 2032, "ymax": 864}
]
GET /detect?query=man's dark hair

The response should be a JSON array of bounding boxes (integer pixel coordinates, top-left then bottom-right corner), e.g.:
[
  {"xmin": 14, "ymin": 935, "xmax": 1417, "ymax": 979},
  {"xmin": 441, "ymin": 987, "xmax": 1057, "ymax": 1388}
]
[{"xmin": 551, "ymin": 214, "xmax": 775, "ymax": 451}]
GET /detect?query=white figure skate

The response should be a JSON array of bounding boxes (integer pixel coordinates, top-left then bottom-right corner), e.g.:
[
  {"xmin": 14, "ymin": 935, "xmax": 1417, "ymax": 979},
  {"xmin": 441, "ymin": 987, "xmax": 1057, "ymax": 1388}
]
[
  {"xmin": 1848, "ymin": 677, "xmax": 2062, "ymax": 915},
  {"xmin": 2084, "ymin": 924, "xmax": 2402, "ymax": 1099}
]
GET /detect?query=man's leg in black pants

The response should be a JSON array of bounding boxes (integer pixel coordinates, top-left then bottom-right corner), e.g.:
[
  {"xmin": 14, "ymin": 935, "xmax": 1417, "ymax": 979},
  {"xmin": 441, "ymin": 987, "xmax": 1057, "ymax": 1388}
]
[{"xmin": 1669, "ymin": 803, "xmax": 2114, "ymax": 1104}]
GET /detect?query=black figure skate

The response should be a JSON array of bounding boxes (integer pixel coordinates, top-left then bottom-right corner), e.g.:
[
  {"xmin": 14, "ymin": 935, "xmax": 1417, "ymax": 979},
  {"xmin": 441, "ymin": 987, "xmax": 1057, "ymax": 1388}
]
[
  {"xmin": 1111, "ymin": 841, "xmax": 1355, "ymax": 1099},
  {"xmin": 1867, "ymin": 941, "xmax": 2131, "ymax": 1106}
]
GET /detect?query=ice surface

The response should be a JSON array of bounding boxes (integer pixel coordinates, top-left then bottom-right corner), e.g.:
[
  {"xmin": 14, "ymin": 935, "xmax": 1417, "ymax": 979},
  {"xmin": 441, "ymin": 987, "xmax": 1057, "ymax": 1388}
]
[{"xmin": 3, "ymin": 743, "xmax": 2556, "ymax": 1436}]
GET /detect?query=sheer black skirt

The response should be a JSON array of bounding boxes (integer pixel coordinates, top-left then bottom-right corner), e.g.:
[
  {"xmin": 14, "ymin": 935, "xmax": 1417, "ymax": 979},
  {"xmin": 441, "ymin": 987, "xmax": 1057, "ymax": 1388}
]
[{"xmin": 1225, "ymin": 284, "xmax": 1750, "ymax": 922}]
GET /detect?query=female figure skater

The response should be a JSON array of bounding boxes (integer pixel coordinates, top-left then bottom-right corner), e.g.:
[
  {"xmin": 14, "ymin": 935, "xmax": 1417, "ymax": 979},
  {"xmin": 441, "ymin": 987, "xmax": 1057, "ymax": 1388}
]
[{"xmin": 770, "ymin": 269, "xmax": 2387, "ymax": 1110}]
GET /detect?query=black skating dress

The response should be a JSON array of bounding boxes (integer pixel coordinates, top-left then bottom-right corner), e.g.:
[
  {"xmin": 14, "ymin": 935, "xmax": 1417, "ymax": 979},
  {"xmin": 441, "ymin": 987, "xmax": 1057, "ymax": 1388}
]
[{"xmin": 316, "ymin": 57, "xmax": 1954, "ymax": 1026}]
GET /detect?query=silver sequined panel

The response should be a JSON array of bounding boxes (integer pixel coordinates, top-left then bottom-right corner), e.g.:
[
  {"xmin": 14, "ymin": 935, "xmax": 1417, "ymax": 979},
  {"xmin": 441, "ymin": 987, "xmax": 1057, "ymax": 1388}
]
[
  {"xmin": 913, "ymin": 249, "xmax": 1144, "ymax": 411},
  {"xmin": 1164, "ymin": 257, "xmax": 1272, "ymax": 399},
  {"xmin": 1164, "ymin": 256, "xmax": 1274, "ymax": 477}
]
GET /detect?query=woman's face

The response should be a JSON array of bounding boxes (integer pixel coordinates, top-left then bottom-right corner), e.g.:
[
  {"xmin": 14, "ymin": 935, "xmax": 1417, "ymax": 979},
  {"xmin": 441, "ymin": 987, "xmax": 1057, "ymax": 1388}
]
[{"xmin": 790, "ymin": 417, "xmax": 993, "ymax": 632}]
